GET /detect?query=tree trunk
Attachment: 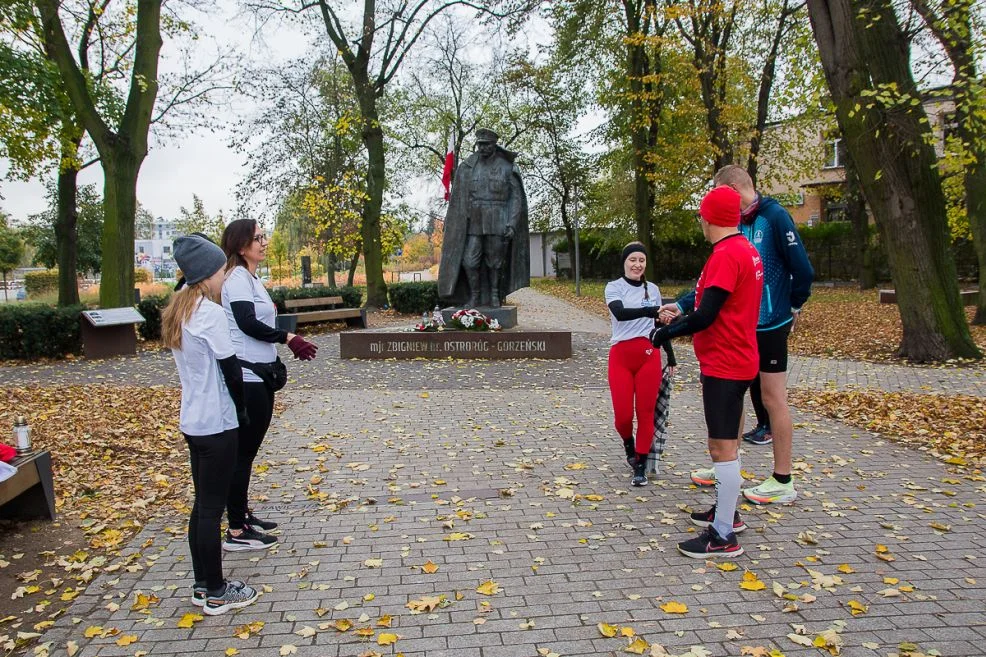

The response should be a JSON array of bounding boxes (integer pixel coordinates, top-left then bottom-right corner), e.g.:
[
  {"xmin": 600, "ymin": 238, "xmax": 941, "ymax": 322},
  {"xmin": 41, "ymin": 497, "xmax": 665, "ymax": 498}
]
[
  {"xmin": 326, "ymin": 252, "xmax": 337, "ymax": 287},
  {"xmin": 844, "ymin": 154, "xmax": 875, "ymax": 289},
  {"xmin": 807, "ymin": 0, "xmax": 979, "ymax": 360},
  {"xmin": 622, "ymin": 1, "xmax": 658, "ymax": 277},
  {"xmin": 960, "ymin": 119, "xmax": 986, "ymax": 324},
  {"xmin": 99, "ymin": 152, "xmax": 139, "ymax": 307},
  {"xmin": 347, "ymin": 251, "xmax": 359, "ymax": 288},
  {"xmin": 359, "ymin": 98, "xmax": 387, "ymax": 309},
  {"xmin": 55, "ymin": 158, "xmax": 81, "ymax": 306}
]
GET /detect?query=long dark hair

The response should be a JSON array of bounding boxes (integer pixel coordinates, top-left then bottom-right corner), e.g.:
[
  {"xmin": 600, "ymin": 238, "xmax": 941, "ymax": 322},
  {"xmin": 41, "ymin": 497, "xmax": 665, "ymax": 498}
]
[{"xmin": 221, "ymin": 219, "xmax": 258, "ymax": 271}]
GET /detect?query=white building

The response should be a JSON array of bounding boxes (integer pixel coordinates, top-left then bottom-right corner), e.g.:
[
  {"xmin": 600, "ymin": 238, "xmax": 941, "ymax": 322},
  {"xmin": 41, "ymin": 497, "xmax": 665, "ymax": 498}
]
[{"xmin": 135, "ymin": 217, "xmax": 179, "ymax": 278}]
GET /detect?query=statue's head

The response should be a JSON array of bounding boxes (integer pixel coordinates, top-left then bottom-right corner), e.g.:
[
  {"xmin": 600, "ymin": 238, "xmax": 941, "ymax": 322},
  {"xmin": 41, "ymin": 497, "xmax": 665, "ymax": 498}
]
[{"xmin": 475, "ymin": 128, "xmax": 498, "ymax": 159}]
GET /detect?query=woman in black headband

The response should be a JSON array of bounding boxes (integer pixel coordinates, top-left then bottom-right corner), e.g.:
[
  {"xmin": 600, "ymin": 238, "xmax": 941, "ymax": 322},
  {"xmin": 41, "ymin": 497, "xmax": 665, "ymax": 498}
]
[{"xmin": 604, "ymin": 242, "xmax": 676, "ymax": 487}]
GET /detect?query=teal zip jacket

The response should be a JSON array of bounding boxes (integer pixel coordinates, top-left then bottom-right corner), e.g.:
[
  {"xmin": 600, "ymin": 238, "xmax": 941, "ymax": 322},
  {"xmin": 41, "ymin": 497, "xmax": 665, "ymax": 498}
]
[
  {"xmin": 676, "ymin": 195, "xmax": 814, "ymax": 330},
  {"xmin": 740, "ymin": 195, "xmax": 814, "ymax": 330}
]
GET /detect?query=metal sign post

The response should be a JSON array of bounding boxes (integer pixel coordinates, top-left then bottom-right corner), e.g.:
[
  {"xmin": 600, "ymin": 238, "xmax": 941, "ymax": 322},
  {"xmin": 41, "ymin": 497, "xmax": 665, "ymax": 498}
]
[{"xmin": 573, "ymin": 188, "xmax": 581, "ymax": 297}]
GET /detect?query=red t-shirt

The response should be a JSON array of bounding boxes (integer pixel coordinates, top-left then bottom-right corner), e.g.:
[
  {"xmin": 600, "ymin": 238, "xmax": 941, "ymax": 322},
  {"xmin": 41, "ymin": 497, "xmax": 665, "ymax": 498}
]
[{"xmin": 692, "ymin": 233, "xmax": 764, "ymax": 380}]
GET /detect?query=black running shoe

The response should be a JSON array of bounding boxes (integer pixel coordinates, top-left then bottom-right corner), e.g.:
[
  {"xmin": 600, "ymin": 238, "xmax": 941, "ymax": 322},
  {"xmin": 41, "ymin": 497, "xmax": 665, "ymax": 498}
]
[
  {"xmin": 222, "ymin": 526, "xmax": 277, "ymax": 552},
  {"xmin": 742, "ymin": 425, "xmax": 773, "ymax": 445},
  {"xmin": 689, "ymin": 505, "xmax": 747, "ymax": 533},
  {"xmin": 678, "ymin": 526, "xmax": 744, "ymax": 559},
  {"xmin": 631, "ymin": 455, "xmax": 648, "ymax": 487},
  {"xmin": 245, "ymin": 509, "xmax": 277, "ymax": 531}
]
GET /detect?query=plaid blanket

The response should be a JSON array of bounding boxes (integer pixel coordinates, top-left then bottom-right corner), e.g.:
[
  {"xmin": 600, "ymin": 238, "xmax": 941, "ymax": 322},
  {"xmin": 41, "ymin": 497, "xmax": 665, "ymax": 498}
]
[{"xmin": 646, "ymin": 366, "xmax": 673, "ymax": 475}]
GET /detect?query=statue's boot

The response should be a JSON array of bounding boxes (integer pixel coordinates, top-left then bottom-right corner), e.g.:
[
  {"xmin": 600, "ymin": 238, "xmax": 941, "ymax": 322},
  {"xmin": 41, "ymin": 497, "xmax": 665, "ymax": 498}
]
[
  {"xmin": 489, "ymin": 268, "xmax": 501, "ymax": 308},
  {"xmin": 465, "ymin": 269, "xmax": 481, "ymax": 308}
]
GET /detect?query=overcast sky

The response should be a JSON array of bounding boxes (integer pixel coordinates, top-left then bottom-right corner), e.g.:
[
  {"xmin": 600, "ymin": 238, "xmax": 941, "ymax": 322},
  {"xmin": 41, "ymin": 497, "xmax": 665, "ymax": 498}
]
[
  {"xmin": 1, "ymin": 2, "xmax": 552, "ymax": 229},
  {"xmin": 1, "ymin": 2, "xmax": 333, "ymax": 225}
]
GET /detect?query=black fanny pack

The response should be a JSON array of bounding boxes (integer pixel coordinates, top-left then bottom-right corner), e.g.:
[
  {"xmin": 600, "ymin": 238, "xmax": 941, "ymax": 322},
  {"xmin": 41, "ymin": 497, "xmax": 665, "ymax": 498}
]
[{"xmin": 239, "ymin": 357, "xmax": 288, "ymax": 393}]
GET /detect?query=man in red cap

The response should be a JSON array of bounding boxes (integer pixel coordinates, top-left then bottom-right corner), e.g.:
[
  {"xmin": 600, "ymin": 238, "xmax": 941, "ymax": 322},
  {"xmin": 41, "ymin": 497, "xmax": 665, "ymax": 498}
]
[{"xmin": 650, "ymin": 185, "xmax": 763, "ymax": 557}]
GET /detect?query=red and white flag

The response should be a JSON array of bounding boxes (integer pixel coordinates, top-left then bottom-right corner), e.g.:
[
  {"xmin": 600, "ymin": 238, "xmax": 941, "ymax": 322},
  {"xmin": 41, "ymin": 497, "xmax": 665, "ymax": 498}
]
[{"xmin": 441, "ymin": 134, "xmax": 454, "ymax": 201}]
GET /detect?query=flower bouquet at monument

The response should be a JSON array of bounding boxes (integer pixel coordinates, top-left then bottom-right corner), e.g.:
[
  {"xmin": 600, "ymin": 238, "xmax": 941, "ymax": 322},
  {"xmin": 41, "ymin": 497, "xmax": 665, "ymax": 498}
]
[{"xmin": 448, "ymin": 308, "xmax": 501, "ymax": 332}]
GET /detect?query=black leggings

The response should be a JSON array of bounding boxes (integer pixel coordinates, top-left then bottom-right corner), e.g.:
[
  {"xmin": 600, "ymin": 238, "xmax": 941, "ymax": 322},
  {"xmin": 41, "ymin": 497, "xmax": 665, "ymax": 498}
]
[
  {"xmin": 185, "ymin": 429, "xmax": 237, "ymax": 590},
  {"xmin": 227, "ymin": 382, "xmax": 275, "ymax": 530}
]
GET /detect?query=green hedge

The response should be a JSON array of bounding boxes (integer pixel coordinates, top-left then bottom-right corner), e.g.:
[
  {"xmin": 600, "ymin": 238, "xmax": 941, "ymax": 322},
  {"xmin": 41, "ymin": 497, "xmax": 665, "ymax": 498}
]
[
  {"xmin": 24, "ymin": 269, "xmax": 59, "ymax": 296},
  {"xmin": 137, "ymin": 295, "xmax": 169, "ymax": 341},
  {"xmin": 0, "ymin": 304, "xmax": 83, "ymax": 359},
  {"xmin": 388, "ymin": 281, "xmax": 439, "ymax": 314},
  {"xmin": 136, "ymin": 285, "xmax": 364, "ymax": 343},
  {"xmin": 268, "ymin": 285, "xmax": 363, "ymax": 313}
]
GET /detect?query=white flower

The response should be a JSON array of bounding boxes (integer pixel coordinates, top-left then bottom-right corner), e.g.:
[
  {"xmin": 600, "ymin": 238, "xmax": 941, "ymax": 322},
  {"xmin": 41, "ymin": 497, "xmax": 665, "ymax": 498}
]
[
  {"xmin": 489, "ymin": 319, "xmax": 501, "ymax": 330},
  {"xmin": 460, "ymin": 314, "xmax": 475, "ymax": 327}
]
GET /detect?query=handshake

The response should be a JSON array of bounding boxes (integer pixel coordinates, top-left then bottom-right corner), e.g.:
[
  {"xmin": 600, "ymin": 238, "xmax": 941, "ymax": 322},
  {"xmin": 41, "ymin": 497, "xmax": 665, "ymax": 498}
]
[
  {"xmin": 656, "ymin": 303, "xmax": 681, "ymax": 324},
  {"xmin": 649, "ymin": 303, "xmax": 682, "ymax": 347}
]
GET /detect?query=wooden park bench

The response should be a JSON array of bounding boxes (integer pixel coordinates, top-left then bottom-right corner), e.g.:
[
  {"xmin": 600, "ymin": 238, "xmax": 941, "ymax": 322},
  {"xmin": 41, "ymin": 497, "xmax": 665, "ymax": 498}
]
[
  {"xmin": 0, "ymin": 450, "xmax": 56, "ymax": 521},
  {"xmin": 281, "ymin": 296, "xmax": 367, "ymax": 330},
  {"xmin": 879, "ymin": 289, "xmax": 978, "ymax": 306}
]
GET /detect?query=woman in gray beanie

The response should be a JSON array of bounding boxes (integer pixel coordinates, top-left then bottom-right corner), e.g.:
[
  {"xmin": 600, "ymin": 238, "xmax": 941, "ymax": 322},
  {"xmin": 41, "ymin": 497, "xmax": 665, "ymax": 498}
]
[{"xmin": 162, "ymin": 234, "xmax": 260, "ymax": 615}]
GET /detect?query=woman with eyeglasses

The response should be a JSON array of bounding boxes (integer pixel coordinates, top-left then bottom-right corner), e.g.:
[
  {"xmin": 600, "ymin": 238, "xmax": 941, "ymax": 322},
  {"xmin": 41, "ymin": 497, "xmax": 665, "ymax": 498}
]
[{"xmin": 219, "ymin": 219, "xmax": 318, "ymax": 552}]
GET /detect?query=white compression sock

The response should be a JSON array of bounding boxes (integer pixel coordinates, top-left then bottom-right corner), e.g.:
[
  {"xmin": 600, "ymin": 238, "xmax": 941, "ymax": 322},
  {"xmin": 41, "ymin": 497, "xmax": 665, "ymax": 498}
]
[{"xmin": 713, "ymin": 459, "xmax": 741, "ymax": 538}]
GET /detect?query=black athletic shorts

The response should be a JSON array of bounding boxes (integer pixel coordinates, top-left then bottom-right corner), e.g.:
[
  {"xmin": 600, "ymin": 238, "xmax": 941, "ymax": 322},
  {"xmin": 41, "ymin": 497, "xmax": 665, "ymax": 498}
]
[
  {"xmin": 757, "ymin": 321, "xmax": 792, "ymax": 373},
  {"xmin": 702, "ymin": 374, "xmax": 755, "ymax": 439}
]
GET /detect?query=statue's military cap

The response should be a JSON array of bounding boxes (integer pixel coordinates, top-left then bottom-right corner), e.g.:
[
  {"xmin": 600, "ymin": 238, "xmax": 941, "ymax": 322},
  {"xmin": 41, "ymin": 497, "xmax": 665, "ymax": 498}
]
[{"xmin": 475, "ymin": 128, "xmax": 499, "ymax": 143}]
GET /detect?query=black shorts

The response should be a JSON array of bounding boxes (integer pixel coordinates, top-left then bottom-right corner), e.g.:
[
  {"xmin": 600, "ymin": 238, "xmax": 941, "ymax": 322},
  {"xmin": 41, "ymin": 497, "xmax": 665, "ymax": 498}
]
[
  {"xmin": 702, "ymin": 375, "xmax": 755, "ymax": 439},
  {"xmin": 757, "ymin": 322, "xmax": 792, "ymax": 373}
]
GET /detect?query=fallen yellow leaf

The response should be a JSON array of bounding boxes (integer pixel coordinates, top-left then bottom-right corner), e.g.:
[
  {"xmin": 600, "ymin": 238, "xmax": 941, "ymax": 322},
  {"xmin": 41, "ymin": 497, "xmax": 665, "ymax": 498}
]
[
  {"xmin": 739, "ymin": 571, "xmax": 766, "ymax": 591},
  {"xmin": 476, "ymin": 580, "xmax": 502, "ymax": 595},
  {"xmin": 847, "ymin": 600, "xmax": 868, "ymax": 616},
  {"xmin": 177, "ymin": 613, "xmax": 203, "ymax": 629},
  {"xmin": 660, "ymin": 601, "xmax": 689, "ymax": 614},
  {"xmin": 626, "ymin": 637, "xmax": 650, "ymax": 654},
  {"xmin": 115, "ymin": 635, "xmax": 138, "ymax": 647},
  {"xmin": 131, "ymin": 593, "xmax": 160, "ymax": 611},
  {"xmin": 377, "ymin": 633, "xmax": 398, "ymax": 646},
  {"xmin": 421, "ymin": 560, "xmax": 439, "ymax": 574},
  {"xmin": 598, "ymin": 622, "xmax": 619, "ymax": 637}
]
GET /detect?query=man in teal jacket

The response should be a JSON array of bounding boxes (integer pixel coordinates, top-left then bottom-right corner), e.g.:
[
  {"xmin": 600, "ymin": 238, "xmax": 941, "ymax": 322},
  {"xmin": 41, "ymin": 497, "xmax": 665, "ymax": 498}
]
[{"xmin": 663, "ymin": 165, "xmax": 814, "ymax": 504}]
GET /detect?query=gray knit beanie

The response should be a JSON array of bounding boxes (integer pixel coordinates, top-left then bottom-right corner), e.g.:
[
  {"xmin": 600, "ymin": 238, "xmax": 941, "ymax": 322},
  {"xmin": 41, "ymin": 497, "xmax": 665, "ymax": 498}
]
[{"xmin": 173, "ymin": 234, "xmax": 227, "ymax": 286}]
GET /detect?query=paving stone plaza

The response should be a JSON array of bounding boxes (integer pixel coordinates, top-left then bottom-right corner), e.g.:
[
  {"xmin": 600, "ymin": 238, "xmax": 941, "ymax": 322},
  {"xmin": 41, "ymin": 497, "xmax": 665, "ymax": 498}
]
[{"xmin": 15, "ymin": 289, "xmax": 986, "ymax": 657}]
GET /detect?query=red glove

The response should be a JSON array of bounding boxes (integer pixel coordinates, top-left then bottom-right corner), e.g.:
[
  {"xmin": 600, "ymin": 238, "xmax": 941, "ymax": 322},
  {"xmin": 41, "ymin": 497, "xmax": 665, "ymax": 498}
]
[
  {"xmin": 0, "ymin": 443, "xmax": 15, "ymax": 463},
  {"xmin": 287, "ymin": 335, "xmax": 318, "ymax": 361}
]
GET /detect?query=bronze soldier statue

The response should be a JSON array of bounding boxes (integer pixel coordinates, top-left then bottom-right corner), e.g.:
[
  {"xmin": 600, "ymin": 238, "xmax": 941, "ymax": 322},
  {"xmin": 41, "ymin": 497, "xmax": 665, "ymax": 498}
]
[{"xmin": 439, "ymin": 128, "xmax": 529, "ymax": 308}]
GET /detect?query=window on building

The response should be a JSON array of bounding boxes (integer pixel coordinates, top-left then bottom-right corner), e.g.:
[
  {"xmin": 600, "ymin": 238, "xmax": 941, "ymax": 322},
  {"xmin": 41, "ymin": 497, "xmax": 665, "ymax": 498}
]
[
  {"xmin": 823, "ymin": 137, "xmax": 846, "ymax": 169},
  {"xmin": 163, "ymin": 246, "xmax": 171, "ymax": 255},
  {"xmin": 138, "ymin": 246, "xmax": 145, "ymax": 254}
]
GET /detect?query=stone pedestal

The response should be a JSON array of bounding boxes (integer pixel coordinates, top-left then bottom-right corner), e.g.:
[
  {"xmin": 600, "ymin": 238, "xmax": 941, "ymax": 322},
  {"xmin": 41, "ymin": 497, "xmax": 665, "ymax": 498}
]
[
  {"xmin": 441, "ymin": 306, "xmax": 517, "ymax": 330},
  {"xmin": 340, "ymin": 329, "xmax": 571, "ymax": 359}
]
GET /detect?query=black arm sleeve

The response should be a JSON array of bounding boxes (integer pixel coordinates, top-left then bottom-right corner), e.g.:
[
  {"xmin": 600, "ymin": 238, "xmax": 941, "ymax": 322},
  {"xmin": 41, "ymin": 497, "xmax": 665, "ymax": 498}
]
[
  {"xmin": 608, "ymin": 300, "xmax": 659, "ymax": 321},
  {"xmin": 230, "ymin": 300, "xmax": 288, "ymax": 344},
  {"xmin": 217, "ymin": 355, "xmax": 246, "ymax": 415},
  {"xmin": 651, "ymin": 287, "xmax": 731, "ymax": 343},
  {"xmin": 662, "ymin": 341, "xmax": 677, "ymax": 367}
]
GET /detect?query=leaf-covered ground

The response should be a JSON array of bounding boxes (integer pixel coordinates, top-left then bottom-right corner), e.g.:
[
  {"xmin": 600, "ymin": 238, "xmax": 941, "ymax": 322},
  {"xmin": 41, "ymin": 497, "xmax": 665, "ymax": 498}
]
[
  {"xmin": 0, "ymin": 387, "xmax": 186, "ymax": 648},
  {"xmin": 530, "ymin": 279, "xmax": 986, "ymax": 365},
  {"xmin": 789, "ymin": 388, "xmax": 986, "ymax": 467}
]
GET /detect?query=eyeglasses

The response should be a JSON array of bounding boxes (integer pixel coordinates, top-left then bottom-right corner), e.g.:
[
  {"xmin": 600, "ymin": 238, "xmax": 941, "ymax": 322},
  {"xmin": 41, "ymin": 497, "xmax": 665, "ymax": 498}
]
[{"xmin": 253, "ymin": 234, "xmax": 268, "ymax": 244}]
